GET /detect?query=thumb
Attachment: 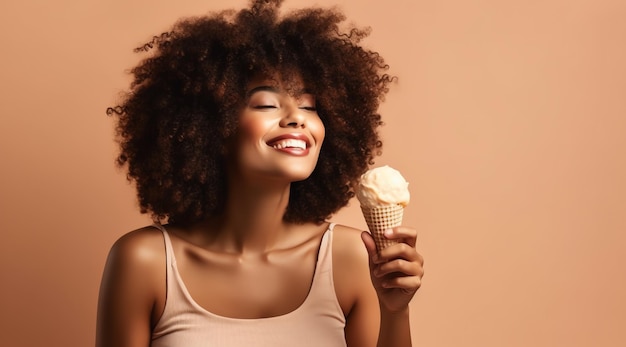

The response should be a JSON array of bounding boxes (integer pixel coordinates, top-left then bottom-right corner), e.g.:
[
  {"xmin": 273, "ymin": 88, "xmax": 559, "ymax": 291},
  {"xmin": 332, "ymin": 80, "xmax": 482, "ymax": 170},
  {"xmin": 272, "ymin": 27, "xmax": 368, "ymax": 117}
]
[{"xmin": 361, "ymin": 231, "xmax": 377, "ymax": 257}]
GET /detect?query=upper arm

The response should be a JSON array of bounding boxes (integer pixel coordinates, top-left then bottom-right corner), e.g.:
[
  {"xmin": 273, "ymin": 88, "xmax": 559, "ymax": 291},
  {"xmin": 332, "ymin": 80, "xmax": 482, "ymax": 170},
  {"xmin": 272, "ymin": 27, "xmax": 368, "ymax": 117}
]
[
  {"xmin": 333, "ymin": 225, "xmax": 380, "ymax": 347},
  {"xmin": 96, "ymin": 228, "xmax": 166, "ymax": 347}
]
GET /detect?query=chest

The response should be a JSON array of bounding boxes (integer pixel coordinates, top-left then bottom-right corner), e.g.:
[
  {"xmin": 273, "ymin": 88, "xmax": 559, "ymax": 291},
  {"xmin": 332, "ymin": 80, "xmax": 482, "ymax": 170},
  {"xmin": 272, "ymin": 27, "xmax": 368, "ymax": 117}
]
[{"xmin": 173, "ymin": 241, "xmax": 320, "ymax": 319}]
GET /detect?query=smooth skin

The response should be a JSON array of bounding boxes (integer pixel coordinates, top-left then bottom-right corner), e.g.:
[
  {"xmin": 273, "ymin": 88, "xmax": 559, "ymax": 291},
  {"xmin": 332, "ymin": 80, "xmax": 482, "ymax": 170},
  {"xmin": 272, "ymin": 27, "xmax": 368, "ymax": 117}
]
[{"xmin": 96, "ymin": 79, "xmax": 424, "ymax": 347}]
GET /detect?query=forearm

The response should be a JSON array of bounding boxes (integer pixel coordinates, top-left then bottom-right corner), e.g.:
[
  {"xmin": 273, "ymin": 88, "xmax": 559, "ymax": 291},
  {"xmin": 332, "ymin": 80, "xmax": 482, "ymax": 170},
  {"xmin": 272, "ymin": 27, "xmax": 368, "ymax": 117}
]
[{"xmin": 377, "ymin": 306, "xmax": 412, "ymax": 347}]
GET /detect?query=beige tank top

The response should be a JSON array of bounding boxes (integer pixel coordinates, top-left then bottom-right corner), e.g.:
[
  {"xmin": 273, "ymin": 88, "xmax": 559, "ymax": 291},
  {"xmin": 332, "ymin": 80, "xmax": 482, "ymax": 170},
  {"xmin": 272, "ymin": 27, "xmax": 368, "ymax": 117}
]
[{"xmin": 150, "ymin": 223, "xmax": 347, "ymax": 347}]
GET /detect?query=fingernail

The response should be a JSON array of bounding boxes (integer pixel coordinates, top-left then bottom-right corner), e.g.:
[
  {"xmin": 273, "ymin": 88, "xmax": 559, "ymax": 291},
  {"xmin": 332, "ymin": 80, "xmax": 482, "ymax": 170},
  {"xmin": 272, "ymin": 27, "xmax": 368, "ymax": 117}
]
[{"xmin": 384, "ymin": 229, "xmax": 393, "ymax": 237}]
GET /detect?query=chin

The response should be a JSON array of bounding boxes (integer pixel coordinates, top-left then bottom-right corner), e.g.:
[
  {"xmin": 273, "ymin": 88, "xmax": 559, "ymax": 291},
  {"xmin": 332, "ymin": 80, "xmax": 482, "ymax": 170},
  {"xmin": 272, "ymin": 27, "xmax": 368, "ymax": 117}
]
[
  {"xmin": 290, "ymin": 174, "xmax": 313, "ymax": 183},
  {"xmin": 274, "ymin": 159, "xmax": 318, "ymax": 182},
  {"xmin": 285, "ymin": 168, "xmax": 315, "ymax": 182}
]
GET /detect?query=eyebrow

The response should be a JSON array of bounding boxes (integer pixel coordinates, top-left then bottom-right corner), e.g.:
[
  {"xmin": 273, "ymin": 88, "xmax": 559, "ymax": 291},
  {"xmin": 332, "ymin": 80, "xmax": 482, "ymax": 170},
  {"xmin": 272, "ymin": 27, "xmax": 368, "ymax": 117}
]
[
  {"xmin": 245, "ymin": 85, "xmax": 279, "ymax": 98},
  {"xmin": 245, "ymin": 85, "xmax": 313, "ymax": 98}
]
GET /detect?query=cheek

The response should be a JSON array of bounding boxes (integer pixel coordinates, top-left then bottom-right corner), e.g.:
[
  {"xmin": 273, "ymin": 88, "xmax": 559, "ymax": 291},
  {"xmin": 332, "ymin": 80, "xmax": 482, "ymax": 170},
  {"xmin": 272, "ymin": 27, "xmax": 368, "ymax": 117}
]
[
  {"xmin": 312, "ymin": 117, "xmax": 325, "ymax": 144},
  {"xmin": 237, "ymin": 117, "xmax": 271, "ymax": 144}
]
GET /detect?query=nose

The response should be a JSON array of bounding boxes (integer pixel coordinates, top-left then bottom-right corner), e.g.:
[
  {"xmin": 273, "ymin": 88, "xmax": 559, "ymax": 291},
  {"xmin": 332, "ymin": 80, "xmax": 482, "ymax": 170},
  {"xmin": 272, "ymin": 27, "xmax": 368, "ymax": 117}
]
[{"xmin": 279, "ymin": 103, "xmax": 306, "ymax": 128}]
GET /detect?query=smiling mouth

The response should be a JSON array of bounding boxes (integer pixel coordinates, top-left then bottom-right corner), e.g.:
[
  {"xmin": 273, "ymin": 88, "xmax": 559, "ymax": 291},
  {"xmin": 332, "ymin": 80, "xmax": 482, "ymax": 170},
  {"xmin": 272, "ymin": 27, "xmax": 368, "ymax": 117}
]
[{"xmin": 270, "ymin": 139, "xmax": 307, "ymax": 150}]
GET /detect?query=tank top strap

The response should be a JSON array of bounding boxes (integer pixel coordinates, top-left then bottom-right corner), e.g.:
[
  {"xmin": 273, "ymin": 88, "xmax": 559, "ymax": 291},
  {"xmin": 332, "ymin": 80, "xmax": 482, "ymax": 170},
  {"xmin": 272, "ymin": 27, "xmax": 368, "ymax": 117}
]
[
  {"xmin": 306, "ymin": 222, "xmax": 338, "ymax": 300},
  {"xmin": 315, "ymin": 222, "xmax": 335, "ymax": 274},
  {"xmin": 151, "ymin": 223, "xmax": 174, "ymax": 268}
]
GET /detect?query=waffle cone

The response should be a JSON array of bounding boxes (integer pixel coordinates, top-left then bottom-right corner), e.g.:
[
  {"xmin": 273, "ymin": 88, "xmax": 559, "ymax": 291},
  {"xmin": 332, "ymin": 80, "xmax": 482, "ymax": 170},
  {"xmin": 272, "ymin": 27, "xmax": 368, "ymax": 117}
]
[{"xmin": 360, "ymin": 204, "xmax": 404, "ymax": 250}]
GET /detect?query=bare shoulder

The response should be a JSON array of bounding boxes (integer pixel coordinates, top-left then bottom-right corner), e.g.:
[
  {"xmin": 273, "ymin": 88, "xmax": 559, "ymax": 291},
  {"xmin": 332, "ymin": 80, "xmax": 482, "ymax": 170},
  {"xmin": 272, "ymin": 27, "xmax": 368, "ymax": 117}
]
[
  {"xmin": 107, "ymin": 225, "xmax": 166, "ymax": 266},
  {"xmin": 331, "ymin": 224, "xmax": 374, "ymax": 314},
  {"xmin": 332, "ymin": 224, "xmax": 380, "ymax": 346},
  {"xmin": 97, "ymin": 226, "xmax": 168, "ymax": 346},
  {"xmin": 100, "ymin": 225, "xmax": 167, "ymax": 304},
  {"xmin": 103, "ymin": 225, "xmax": 167, "ymax": 303},
  {"xmin": 97, "ymin": 225, "xmax": 168, "ymax": 346},
  {"xmin": 332, "ymin": 224, "xmax": 370, "ymax": 263}
]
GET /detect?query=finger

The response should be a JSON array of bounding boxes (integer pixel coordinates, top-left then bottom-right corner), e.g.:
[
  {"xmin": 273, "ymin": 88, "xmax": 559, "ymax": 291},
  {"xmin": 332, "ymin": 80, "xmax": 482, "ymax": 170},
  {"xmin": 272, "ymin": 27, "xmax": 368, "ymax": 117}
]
[
  {"xmin": 374, "ymin": 243, "xmax": 420, "ymax": 264},
  {"xmin": 360, "ymin": 231, "xmax": 377, "ymax": 259},
  {"xmin": 374, "ymin": 259, "xmax": 422, "ymax": 278},
  {"xmin": 383, "ymin": 227, "xmax": 417, "ymax": 248},
  {"xmin": 381, "ymin": 274, "xmax": 423, "ymax": 291}
]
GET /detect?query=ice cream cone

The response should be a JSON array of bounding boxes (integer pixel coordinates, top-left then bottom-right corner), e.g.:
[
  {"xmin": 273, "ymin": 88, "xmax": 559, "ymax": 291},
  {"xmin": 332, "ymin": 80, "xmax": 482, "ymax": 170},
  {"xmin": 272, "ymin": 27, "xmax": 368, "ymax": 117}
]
[{"xmin": 361, "ymin": 204, "xmax": 404, "ymax": 250}]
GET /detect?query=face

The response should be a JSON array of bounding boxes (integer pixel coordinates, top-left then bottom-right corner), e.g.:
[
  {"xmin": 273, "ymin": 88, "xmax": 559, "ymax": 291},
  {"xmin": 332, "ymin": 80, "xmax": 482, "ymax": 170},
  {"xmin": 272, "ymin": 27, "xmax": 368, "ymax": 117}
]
[{"xmin": 229, "ymin": 77, "xmax": 325, "ymax": 184}]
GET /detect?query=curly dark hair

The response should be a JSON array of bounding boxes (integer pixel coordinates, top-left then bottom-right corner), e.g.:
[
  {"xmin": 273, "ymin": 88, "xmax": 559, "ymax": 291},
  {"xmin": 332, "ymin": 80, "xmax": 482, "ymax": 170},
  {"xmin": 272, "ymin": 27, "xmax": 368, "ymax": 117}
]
[{"xmin": 107, "ymin": 0, "xmax": 393, "ymax": 225}]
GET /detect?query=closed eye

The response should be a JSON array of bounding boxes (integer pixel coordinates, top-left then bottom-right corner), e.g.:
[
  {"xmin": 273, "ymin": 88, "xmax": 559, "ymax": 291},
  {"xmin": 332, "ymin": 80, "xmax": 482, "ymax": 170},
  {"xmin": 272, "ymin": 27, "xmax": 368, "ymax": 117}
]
[
  {"xmin": 253, "ymin": 105, "xmax": 278, "ymax": 109},
  {"xmin": 300, "ymin": 106, "xmax": 317, "ymax": 111}
]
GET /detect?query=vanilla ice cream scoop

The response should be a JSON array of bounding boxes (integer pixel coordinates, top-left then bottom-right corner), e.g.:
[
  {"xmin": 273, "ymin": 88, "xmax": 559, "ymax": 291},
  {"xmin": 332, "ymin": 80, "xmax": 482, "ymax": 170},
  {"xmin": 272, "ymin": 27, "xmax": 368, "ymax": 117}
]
[
  {"xmin": 356, "ymin": 165, "xmax": 410, "ymax": 250},
  {"xmin": 356, "ymin": 165, "xmax": 410, "ymax": 209}
]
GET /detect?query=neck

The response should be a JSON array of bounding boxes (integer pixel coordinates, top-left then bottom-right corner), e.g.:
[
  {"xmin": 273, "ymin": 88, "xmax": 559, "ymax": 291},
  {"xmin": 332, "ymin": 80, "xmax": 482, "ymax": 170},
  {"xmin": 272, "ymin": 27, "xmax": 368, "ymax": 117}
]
[{"xmin": 213, "ymin": 176, "xmax": 293, "ymax": 254}]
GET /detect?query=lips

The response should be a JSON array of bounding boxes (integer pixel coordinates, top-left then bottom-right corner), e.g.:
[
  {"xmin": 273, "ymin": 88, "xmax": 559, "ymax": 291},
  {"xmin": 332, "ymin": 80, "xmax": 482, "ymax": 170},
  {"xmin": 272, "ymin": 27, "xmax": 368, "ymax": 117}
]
[
  {"xmin": 271, "ymin": 138, "xmax": 307, "ymax": 150},
  {"xmin": 266, "ymin": 133, "xmax": 312, "ymax": 155}
]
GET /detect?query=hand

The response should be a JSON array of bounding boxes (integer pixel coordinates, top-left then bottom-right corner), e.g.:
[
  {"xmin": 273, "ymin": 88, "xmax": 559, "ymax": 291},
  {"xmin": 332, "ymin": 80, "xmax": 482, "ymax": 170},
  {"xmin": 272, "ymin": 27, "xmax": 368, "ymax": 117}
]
[{"xmin": 361, "ymin": 227, "xmax": 424, "ymax": 312}]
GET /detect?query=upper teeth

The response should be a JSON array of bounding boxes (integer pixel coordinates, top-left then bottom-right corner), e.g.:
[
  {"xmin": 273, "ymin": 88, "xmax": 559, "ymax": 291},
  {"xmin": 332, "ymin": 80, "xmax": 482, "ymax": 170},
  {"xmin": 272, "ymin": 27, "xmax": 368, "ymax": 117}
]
[{"xmin": 272, "ymin": 139, "xmax": 307, "ymax": 150}]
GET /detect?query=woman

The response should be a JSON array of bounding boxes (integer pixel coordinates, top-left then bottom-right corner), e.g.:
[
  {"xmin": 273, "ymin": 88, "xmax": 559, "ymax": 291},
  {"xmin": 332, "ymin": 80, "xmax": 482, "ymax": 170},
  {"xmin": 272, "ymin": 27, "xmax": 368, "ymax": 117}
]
[{"xmin": 97, "ymin": 0, "xmax": 424, "ymax": 346}]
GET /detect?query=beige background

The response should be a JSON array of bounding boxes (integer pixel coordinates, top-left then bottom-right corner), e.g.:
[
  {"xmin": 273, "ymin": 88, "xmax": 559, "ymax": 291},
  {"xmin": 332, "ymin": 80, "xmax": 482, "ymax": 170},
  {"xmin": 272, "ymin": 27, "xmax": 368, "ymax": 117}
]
[{"xmin": 1, "ymin": 0, "xmax": 625, "ymax": 346}]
